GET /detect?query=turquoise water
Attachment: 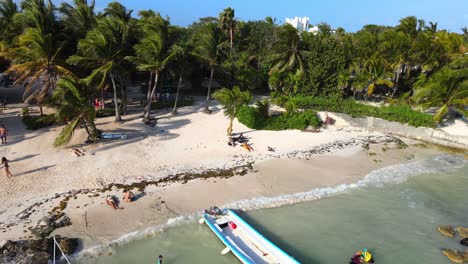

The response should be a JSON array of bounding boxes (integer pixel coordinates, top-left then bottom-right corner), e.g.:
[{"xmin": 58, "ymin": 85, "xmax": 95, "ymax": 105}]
[{"xmin": 79, "ymin": 154, "xmax": 467, "ymax": 264}]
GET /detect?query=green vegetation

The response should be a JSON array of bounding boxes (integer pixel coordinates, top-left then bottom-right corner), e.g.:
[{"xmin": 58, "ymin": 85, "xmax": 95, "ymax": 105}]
[
  {"xmin": 289, "ymin": 96, "xmax": 436, "ymax": 127},
  {"xmin": 0, "ymin": 0, "xmax": 467, "ymax": 146},
  {"xmin": 213, "ymin": 86, "xmax": 252, "ymax": 135},
  {"xmin": 237, "ymin": 105, "xmax": 321, "ymax": 131},
  {"xmin": 22, "ymin": 114, "xmax": 56, "ymax": 130}
]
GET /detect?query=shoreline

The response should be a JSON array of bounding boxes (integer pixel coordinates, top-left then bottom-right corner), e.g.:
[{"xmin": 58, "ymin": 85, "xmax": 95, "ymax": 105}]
[{"xmin": 52, "ymin": 141, "xmax": 442, "ymax": 253}]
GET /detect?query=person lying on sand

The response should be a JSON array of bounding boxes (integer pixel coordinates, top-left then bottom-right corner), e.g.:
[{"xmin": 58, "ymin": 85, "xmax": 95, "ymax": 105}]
[
  {"xmin": 122, "ymin": 190, "xmax": 134, "ymax": 202},
  {"xmin": 267, "ymin": 146, "xmax": 275, "ymax": 152},
  {"xmin": 71, "ymin": 148, "xmax": 85, "ymax": 157},
  {"xmin": 241, "ymin": 143, "xmax": 254, "ymax": 152},
  {"xmin": 228, "ymin": 137, "xmax": 236, "ymax": 147},
  {"xmin": 106, "ymin": 195, "xmax": 119, "ymax": 210}
]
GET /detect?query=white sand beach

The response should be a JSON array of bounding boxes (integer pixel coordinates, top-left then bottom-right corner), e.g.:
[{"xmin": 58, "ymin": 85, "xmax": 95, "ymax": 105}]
[{"xmin": 0, "ymin": 98, "xmax": 463, "ymax": 252}]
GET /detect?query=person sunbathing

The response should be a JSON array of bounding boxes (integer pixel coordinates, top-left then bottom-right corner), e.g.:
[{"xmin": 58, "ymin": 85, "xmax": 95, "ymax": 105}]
[
  {"xmin": 71, "ymin": 148, "xmax": 85, "ymax": 157},
  {"xmin": 122, "ymin": 190, "xmax": 135, "ymax": 202},
  {"xmin": 267, "ymin": 146, "xmax": 275, "ymax": 152},
  {"xmin": 241, "ymin": 143, "xmax": 254, "ymax": 152},
  {"xmin": 106, "ymin": 195, "xmax": 119, "ymax": 210}
]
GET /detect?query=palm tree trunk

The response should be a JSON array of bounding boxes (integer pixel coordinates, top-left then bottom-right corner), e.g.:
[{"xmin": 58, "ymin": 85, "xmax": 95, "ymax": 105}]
[
  {"xmin": 39, "ymin": 105, "xmax": 44, "ymax": 116},
  {"xmin": 109, "ymin": 72, "xmax": 121, "ymax": 122},
  {"xmin": 119, "ymin": 76, "xmax": 127, "ymax": 115},
  {"xmin": 227, "ymin": 117, "xmax": 234, "ymax": 136},
  {"xmin": 144, "ymin": 71, "xmax": 159, "ymax": 122},
  {"xmin": 172, "ymin": 75, "xmax": 182, "ymax": 115},
  {"xmin": 144, "ymin": 72, "xmax": 154, "ymax": 116},
  {"xmin": 204, "ymin": 67, "xmax": 214, "ymax": 113}
]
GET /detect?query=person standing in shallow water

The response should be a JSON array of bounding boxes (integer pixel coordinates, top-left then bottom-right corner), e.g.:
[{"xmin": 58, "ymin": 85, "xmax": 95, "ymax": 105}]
[
  {"xmin": 157, "ymin": 255, "xmax": 163, "ymax": 264},
  {"xmin": 1, "ymin": 157, "xmax": 13, "ymax": 177}
]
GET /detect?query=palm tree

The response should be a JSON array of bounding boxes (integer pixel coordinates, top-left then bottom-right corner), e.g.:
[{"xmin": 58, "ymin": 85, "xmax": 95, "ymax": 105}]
[
  {"xmin": 126, "ymin": 10, "xmax": 178, "ymax": 122},
  {"xmin": 0, "ymin": 0, "xmax": 18, "ymax": 38},
  {"xmin": 49, "ymin": 76, "xmax": 98, "ymax": 146},
  {"xmin": 168, "ymin": 43, "xmax": 189, "ymax": 115},
  {"xmin": 58, "ymin": 0, "xmax": 96, "ymax": 39},
  {"xmin": 269, "ymin": 24, "xmax": 308, "ymax": 77},
  {"xmin": 219, "ymin": 7, "xmax": 236, "ymax": 51},
  {"xmin": 192, "ymin": 22, "xmax": 225, "ymax": 112},
  {"xmin": 67, "ymin": 16, "xmax": 130, "ymax": 122},
  {"xmin": 413, "ymin": 67, "xmax": 468, "ymax": 122},
  {"xmin": 5, "ymin": 0, "xmax": 70, "ymax": 115},
  {"xmin": 103, "ymin": 1, "xmax": 132, "ymax": 22},
  {"xmin": 213, "ymin": 86, "xmax": 252, "ymax": 136}
]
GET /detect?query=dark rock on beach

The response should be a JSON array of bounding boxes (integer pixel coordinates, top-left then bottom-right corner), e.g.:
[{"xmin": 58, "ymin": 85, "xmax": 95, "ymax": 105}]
[
  {"xmin": 31, "ymin": 214, "xmax": 71, "ymax": 238},
  {"xmin": 0, "ymin": 236, "xmax": 78, "ymax": 264},
  {"xmin": 461, "ymin": 238, "xmax": 468, "ymax": 247}
]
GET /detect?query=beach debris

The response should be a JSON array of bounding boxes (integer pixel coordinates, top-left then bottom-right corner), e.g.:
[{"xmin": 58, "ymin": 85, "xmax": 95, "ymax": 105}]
[
  {"xmin": 455, "ymin": 227, "xmax": 468, "ymax": 238},
  {"xmin": 438, "ymin": 225, "xmax": 456, "ymax": 238},
  {"xmin": 441, "ymin": 249, "xmax": 464, "ymax": 263},
  {"xmin": 461, "ymin": 238, "xmax": 468, "ymax": 247}
]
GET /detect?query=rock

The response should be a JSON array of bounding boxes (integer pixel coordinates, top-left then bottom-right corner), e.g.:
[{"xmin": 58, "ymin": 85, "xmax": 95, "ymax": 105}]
[
  {"xmin": 31, "ymin": 252, "xmax": 50, "ymax": 264},
  {"xmin": 438, "ymin": 225, "xmax": 456, "ymax": 238},
  {"xmin": 54, "ymin": 215, "xmax": 71, "ymax": 228},
  {"xmin": 455, "ymin": 227, "xmax": 468, "ymax": 238},
  {"xmin": 442, "ymin": 249, "xmax": 464, "ymax": 263},
  {"xmin": 0, "ymin": 240, "xmax": 7, "ymax": 249},
  {"xmin": 461, "ymin": 238, "xmax": 468, "ymax": 247},
  {"xmin": 463, "ymin": 250, "xmax": 468, "ymax": 262}
]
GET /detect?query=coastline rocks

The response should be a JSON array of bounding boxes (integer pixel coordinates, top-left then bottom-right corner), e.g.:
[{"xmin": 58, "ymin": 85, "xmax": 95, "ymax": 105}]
[
  {"xmin": 455, "ymin": 227, "xmax": 468, "ymax": 238},
  {"xmin": 461, "ymin": 238, "xmax": 468, "ymax": 247},
  {"xmin": 0, "ymin": 236, "xmax": 78, "ymax": 264},
  {"xmin": 31, "ymin": 214, "xmax": 71, "ymax": 238},
  {"xmin": 438, "ymin": 225, "xmax": 456, "ymax": 238},
  {"xmin": 441, "ymin": 249, "xmax": 464, "ymax": 263}
]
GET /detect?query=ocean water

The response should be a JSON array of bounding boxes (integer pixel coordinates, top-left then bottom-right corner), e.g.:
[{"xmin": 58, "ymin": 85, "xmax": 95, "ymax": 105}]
[{"xmin": 78, "ymin": 154, "xmax": 467, "ymax": 264}]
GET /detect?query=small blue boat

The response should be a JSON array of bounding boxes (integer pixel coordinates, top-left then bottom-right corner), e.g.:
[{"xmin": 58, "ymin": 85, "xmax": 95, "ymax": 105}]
[{"xmin": 200, "ymin": 208, "xmax": 300, "ymax": 264}]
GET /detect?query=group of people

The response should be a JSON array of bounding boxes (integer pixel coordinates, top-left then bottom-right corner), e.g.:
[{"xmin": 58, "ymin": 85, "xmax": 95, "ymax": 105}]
[
  {"xmin": 105, "ymin": 189, "xmax": 135, "ymax": 210},
  {"xmin": 0, "ymin": 124, "xmax": 8, "ymax": 144}
]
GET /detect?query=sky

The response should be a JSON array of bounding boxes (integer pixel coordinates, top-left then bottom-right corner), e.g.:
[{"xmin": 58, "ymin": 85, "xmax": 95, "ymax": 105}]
[{"xmin": 61, "ymin": 0, "xmax": 467, "ymax": 33}]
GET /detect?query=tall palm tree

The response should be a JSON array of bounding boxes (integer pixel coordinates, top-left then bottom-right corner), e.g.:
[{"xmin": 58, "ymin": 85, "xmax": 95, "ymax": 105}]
[
  {"xmin": 126, "ymin": 10, "xmax": 178, "ymax": 122},
  {"xmin": 49, "ymin": 76, "xmax": 98, "ymax": 146},
  {"xmin": 213, "ymin": 86, "xmax": 252, "ymax": 136},
  {"xmin": 67, "ymin": 16, "xmax": 130, "ymax": 122},
  {"xmin": 0, "ymin": 0, "xmax": 18, "ymax": 38},
  {"xmin": 103, "ymin": 1, "xmax": 132, "ymax": 22},
  {"xmin": 167, "ymin": 43, "xmax": 190, "ymax": 115},
  {"xmin": 5, "ymin": 0, "xmax": 70, "ymax": 115},
  {"xmin": 413, "ymin": 67, "xmax": 468, "ymax": 122},
  {"xmin": 192, "ymin": 22, "xmax": 225, "ymax": 112},
  {"xmin": 58, "ymin": 0, "xmax": 96, "ymax": 39},
  {"xmin": 219, "ymin": 7, "xmax": 236, "ymax": 51},
  {"xmin": 269, "ymin": 24, "xmax": 308, "ymax": 76}
]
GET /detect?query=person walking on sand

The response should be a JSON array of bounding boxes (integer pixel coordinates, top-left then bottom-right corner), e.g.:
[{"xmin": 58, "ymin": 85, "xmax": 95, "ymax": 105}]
[
  {"xmin": 1, "ymin": 157, "xmax": 13, "ymax": 177},
  {"xmin": 0, "ymin": 125, "xmax": 7, "ymax": 144}
]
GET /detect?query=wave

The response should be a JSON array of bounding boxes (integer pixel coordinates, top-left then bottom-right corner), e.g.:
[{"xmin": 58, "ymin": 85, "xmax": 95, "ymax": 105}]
[{"xmin": 72, "ymin": 153, "xmax": 466, "ymax": 262}]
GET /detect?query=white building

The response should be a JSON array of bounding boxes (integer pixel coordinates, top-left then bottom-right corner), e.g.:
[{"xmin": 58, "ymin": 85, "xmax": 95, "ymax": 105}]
[{"xmin": 285, "ymin": 16, "xmax": 319, "ymax": 33}]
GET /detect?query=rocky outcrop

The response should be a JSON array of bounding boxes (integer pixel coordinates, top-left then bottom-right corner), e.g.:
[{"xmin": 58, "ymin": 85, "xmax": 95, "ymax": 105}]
[
  {"xmin": 438, "ymin": 225, "xmax": 456, "ymax": 238},
  {"xmin": 31, "ymin": 213, "xmax": 71, "ymax": 238},
  {"xmin": 0, "ymin": 236, "xmax": 78, "ymax": 264},
  {"xmin": 442, "ymin": 249, "xmax": 464, "ymax": 263},
  {"xmin": 461, "ymin": 238, "xmax": 468, "ymax": 247},
  {"xmin": 335, "ymin": 113, "xmax": 468, "ymax": 151},
  {"xmin": 456, "ymin": 227, "xmax": 468, "ymax": 239}
]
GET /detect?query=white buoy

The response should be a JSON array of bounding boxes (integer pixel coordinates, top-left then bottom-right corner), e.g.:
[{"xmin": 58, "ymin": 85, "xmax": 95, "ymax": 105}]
[
  {"xmin": 199, "ymin": 218, "xmax": 205, "ymax": 224},
  {"xmin": 221, "ymin": 247, "xmax": 231, "ymax": 255}
]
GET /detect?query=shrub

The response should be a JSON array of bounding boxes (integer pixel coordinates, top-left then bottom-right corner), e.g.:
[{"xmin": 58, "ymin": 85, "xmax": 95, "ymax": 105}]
[
  {"xmin": 289, "ymin": 96, "xmax": 436, "ymax": 127},
  {"xmin": 22, "ymin": 114, "xmax": 57, "ymax": 130},
  {"xmin": 237, "ymin": 106, "xmax": 321, "ymax": 131},
  {"xmin": 96, "ymin": 108, "xmax": 116, "ymax": 118}
]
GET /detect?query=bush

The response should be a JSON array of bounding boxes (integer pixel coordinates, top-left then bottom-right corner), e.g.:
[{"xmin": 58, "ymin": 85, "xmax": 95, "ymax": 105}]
[
  {"xmin": 151, "ymin": 97, "xmax": 194, "ymax": 110},
  {"xmin": 96, "ymin": 108, "xmax": 116, "ymax": 118},
  {"xmin": 22, "ymin": 114, "xmax": 57, "ymax": 130},
  {"xmin": 289, "ymin": 96, "xmax": 436, "ymax": 127},
  {"xmin": 237, "ymin": 106, "xmax": 321, "ymax": 131}
]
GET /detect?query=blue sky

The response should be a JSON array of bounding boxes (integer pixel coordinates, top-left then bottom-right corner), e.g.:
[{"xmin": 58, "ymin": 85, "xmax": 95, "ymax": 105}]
[{"xmin": 59, "ymin": 0, "xmax": 467, "ymax": 33}]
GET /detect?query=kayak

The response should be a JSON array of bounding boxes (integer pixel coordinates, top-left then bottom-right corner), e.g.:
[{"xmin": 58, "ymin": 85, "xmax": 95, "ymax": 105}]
[{"xmin": 200, "ymin": 208, "xmax": 300, "ymax": 264}]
